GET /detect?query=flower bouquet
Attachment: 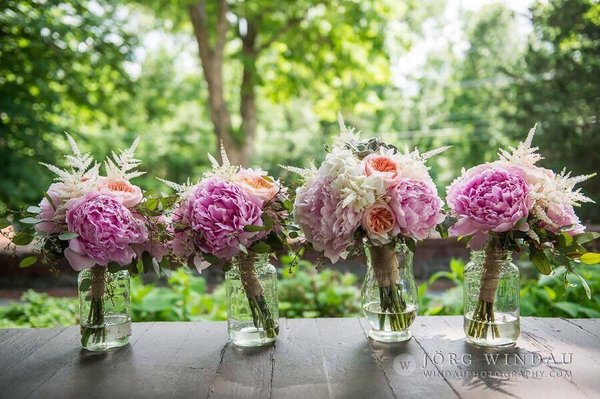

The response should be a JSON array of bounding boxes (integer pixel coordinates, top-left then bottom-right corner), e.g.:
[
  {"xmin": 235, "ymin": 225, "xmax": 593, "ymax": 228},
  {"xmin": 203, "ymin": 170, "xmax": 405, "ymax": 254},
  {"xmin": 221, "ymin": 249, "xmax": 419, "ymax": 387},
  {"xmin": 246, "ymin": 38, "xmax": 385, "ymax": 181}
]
[
  {"xmin": 162, "ymin": 146, "xmax": 290, "ymax": 346},
  {"xmin": 289, "ymin": 115, "xmax": 447, "ymax": 342},
  {"xmin": 1, "ymin": 135, "xmax": 168, "ymax": 351},
  {"xmin": 447, "ymin": 126, "xmax": 599, "ymax": 346}
]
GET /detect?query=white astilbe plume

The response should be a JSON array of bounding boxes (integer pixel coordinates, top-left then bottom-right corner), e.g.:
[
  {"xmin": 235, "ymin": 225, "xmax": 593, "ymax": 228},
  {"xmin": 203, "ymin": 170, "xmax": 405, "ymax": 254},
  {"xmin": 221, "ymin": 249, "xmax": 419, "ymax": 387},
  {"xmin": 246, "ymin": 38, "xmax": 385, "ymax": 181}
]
[
  {"xmin": 157, "ymin": 177, "xmax": 196, "ymax": 201},
  {"xmin": 105, "ymin": 137, "xmax": 145, "ymax": 180},
  {"xmin": 335, "ymin": 112, "xmax": 361, "ymax": 148},
  {"xmin": 545, "ymin": 169, "xmax": 595, "ymax": 207},
  {"xmin": 498, "ymin": 124, "xmax": 543, "ymax": 166},
  {"xmin": 280, "ymin": 161, "xmax": 318, "ymax": 180},
  {"xmin": 204, "ymin": 142, "xmax": 239, "ymax": 180},
  {"xmin": 40, "ymin": 133, "xmax": 100, "ymax": 200}
]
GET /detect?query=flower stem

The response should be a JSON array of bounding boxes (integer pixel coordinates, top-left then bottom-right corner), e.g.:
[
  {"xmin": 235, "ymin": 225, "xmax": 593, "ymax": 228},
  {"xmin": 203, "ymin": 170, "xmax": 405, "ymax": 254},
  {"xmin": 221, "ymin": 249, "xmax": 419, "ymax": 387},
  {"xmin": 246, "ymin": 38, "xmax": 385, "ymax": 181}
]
[
  {"xmin": 467, "ymin": 243, "xmax": 504, "ymax": 341},
  {"xmin": 81, "ymin": 267, "xmax": 107, "ymax": 348},
  {"xmin": 238, "ymin": 254, "xmax": 278, "ymax": 338},
  {"xmin": 369, "ymin": 244, "xmax": 414, "ymax": 332}
]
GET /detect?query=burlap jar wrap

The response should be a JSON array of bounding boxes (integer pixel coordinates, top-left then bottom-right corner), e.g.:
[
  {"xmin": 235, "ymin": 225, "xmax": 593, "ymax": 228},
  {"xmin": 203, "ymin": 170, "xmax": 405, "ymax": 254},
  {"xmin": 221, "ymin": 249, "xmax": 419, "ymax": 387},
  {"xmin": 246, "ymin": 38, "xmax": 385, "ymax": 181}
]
[
  {"xmin": 90, "ymin": 266, "xmax": 107, "ymax": 299},
  {"xmin": 369, "ymin": 244, "xmax": 401, "ymax": 288},
  {"xmin": 478, "ymin": 244, "xmax": 508, "ymax": 303},
  {"xmin": 238, "ymin": 254, "xmax": 264, "ymax": 298}
]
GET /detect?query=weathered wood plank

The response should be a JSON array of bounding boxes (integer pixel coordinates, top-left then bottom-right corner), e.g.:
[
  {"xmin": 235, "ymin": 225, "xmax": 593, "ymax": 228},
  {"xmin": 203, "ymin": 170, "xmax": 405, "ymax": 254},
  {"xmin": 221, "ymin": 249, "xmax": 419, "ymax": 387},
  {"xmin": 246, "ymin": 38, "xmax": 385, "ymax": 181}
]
[
  {"xmin": 562, "ymin": 318, "xmax": 600, "ymax": 339},
  {"xmin": 314, "ymin": 318, "xmax": 395, "ymax": 399},
  {"xmin": 207, "ymin": 320, "xmax": 279, "ymax": 399},
  {"xmin": 412, "ymin": 316, "xmax": 588, "ymax": 399},
  {"xmin": 87, "ymin": 322, "xmax": 228, "ymax": 399},
  {"xmin": 0, "ymin": 328, "xmax": 24, "ymax": 345},
  {"xmin": 26, "ymin": 322, "xmax": 154, "ymax": 399},
  {"xmin": 270, "ymin": 318, "xmax": 330, "ymax": 399},
  {"xmin": 0, "ymin": 327, "xmax": 79, "ymax": 398},
  {"xmin": 357, "ymin": 317, "xmax": 459, "ymax": 398},
  {"xmin": 521, "ymin": 317, "xmax": 600, "ymax": 396},
  {"xmin": 0, "ymin": 327, "xmax": 66, "ymax": 374}
]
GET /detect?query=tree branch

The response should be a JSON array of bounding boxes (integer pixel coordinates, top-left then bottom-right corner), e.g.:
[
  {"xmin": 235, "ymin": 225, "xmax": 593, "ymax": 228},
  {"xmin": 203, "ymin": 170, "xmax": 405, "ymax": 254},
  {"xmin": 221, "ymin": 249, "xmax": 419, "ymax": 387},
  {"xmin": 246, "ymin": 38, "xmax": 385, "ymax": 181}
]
[
  {"xmin": 258, "ymin": 12, "xmax": 307, "ymax": 52},
  {"xmin": 215, "ymin": 0, "xmax": 228, "ymax": 60},
  {"xmin": 188, "ymin": 2, "xmax": 213, "ymax": 66}
]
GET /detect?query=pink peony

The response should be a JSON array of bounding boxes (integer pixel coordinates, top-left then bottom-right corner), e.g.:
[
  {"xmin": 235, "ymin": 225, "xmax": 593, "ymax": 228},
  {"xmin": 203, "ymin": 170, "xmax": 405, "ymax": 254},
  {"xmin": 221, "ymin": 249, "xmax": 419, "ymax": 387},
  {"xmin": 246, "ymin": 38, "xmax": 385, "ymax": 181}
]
[
  {"xmin": 362, "ymin": 202, "xmax": 396, "ymax": 244},
  {"xmin": 544, "ymin": 203, "xmax": 585, "ymax": 236},
  {"xmin": 362, "ymin": 153, "xmax": 401, "ymax": 188},
  {"xmin": 64, "ymin": 192, "xmax": 148, "ymax": 271},
  {"xmin": 231, "ymin": 169, "xmax": 279, "ymax": 205},
  {"xmin": 36, "ymin": 183, "xmax": 65, "ymax": 234},
  {"xmin": 294, "ymin": 176, "xmax": 361, "ymax": 263},
  {"xmin": 388, "ymin": 178, "xmax": 445, "ymax": 240},
  {"xmin": 173, "ymin": 177, "xmax": 263, "ymax": 259},
  {"xmin": 97, "ymin": 177, "xmax": 143, "ymax": 208},
  {"xmin": 447, "ymin": 164, "xmax": 533, "ymax": 247}
]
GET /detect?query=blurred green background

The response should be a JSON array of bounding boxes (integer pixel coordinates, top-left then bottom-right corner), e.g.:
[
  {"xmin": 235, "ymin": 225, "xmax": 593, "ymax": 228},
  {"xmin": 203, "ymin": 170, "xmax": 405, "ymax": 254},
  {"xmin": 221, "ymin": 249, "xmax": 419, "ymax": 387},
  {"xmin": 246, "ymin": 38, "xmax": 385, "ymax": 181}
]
[
  {"xmin": 1, "ymin": 0, "xmax": 599, "ymax": 325},
  {"xmin": 1, "ymin": 0, "xmax": 598, "ymax": 221}
]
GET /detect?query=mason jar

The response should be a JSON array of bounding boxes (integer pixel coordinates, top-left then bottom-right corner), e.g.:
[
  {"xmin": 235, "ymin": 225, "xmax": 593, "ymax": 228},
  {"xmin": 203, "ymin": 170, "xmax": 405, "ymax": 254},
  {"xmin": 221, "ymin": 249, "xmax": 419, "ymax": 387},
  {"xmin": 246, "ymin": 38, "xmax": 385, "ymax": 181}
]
[
  {"xmin": 225, "ymin": 253, "xmax": 279, "ymax": 347},
  {"xmin": 463, "ymin": 248, "xmax": 520, "ymax": 346},
  {"xmin": 361, "ymin": 242, "xmax": 418, "ymax": 342},
  {"xmin": 78, "ymin": 266, "xmax": 131, "ymax": 351}
]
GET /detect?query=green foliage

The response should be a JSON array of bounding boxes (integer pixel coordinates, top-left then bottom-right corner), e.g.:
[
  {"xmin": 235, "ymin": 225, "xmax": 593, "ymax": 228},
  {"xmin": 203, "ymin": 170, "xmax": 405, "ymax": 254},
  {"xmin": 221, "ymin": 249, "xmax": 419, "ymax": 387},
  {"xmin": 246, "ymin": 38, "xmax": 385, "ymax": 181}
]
[
  {"xmin": 418, "ymin": 258, "xmax": 600, "ymax": 318},
  {"xmin": 278, "ymin": 254, "xmax": 361, "ymax": 318},
  {"xmin": 131, "ymin": 268, "xmax": 228, "ymax": 321},
  {"xmin": 0, "ymin": 0, "xmax": 136, "ymax": 209},
  {"xmin": 1, "ymin": 257, "xmax": 599, "ymax": 328},
  {"xmin": 0, "ymin": 290, "xmax": 78, "ymax": 328}
]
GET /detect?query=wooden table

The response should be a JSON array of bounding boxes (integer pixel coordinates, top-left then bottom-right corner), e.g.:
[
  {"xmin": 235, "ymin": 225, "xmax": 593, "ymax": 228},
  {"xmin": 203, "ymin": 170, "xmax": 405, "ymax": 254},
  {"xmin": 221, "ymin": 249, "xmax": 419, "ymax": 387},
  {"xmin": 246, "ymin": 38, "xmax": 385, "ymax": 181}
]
[{"xmin": 0, "ymin": 316, "xmax": 598, "ymax": 399}]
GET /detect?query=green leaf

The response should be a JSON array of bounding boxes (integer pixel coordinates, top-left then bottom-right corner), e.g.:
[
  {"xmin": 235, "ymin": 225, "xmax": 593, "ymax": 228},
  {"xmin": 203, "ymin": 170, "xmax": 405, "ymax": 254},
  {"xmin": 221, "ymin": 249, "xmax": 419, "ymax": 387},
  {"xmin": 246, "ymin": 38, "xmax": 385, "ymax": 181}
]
[
  {"xmin": 19, "ymin": 256, "xmax": 37, "ymax": 268},
  {"xmin": 573, "ymin": 271, "xmax": 592, "ymax": 300},
  {"xmin": 580, "ymin": 252, "xmax": 600, "ymax": 265},
  {"xmin": 243, "ymin": 224, "xmax": 267, "ymax": 232},
  {"xmin": 530, "ymin": 249, "xmax": 551, "ymax": 275},
  {"xmin": 19, "ymin": 217, "xmax": 39, "ymax": 225},
  {"xmin": 146, "ymin": 198, "xmax": 159, "ymax": 211},
  {"xmin": 404, "ymin": 237, "xmax": 416, "ymax": 253},
  {"xmin": 552, "ymin": 302, "xmax": 582, "ymax": 318},
  {"xmin": 141, "ymin": 251, "xmax": 153, "ymax": 274},
  {"xmin": 79, "ymin": 278, "xmax": 92, "ymax": 292},
  {"xmin": 26, "ymin": 206, "xmax": 42, "ymax": 214},
  {"xmin": 107, "ymin": 262, "xmax": 122, "ymax": 273},
  {"xmin": 203, "ymin": 253, "xmax": 221, "ymax": 265},
  {"xmin": 250, "ymin": 241, "xmax": 271, "ymax": 254},
  {"xmin": 12, "ymin": 231, "xmax": 34, "ymax": 246},
  {"xmin": 574, "ymin": 232, "xmax": 600, "ymax": 245},
  {"xmin": 559, "ymin": 232, "xmax": 573, "ymax": 247},
  {"xmin": 435, "ymin": 224, "xmax": 448, "ymax": 239},
  {"xmin": 289, "ymin": 231, "xmax": 299, "ymax": 239},
  {"xmin": 58, "ymin": 232, "xmax": 78, "ymax": 241},
  {"xmin": 0, "ymin": 218, "xmax": 11, "ymax": 229}
]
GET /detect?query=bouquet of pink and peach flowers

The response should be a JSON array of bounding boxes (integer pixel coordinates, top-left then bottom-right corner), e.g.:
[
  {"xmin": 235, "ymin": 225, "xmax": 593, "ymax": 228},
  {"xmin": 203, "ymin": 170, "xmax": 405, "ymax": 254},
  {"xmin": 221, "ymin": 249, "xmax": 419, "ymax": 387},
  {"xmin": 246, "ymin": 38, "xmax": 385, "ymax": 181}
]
[
  {"xmin": 161, "ymin": 146, "xmax": 291, "ymax": 338},
  {"xmin": 446, "ymin": 126, "xmax": 599, "ymax": 340},
  {"xmin": 288, "ymin": 115, "xmax": 448, "ymax": 332},
  {"xmin": 1, "ymin": 135, "xmax": 168, "ymax": 346}
]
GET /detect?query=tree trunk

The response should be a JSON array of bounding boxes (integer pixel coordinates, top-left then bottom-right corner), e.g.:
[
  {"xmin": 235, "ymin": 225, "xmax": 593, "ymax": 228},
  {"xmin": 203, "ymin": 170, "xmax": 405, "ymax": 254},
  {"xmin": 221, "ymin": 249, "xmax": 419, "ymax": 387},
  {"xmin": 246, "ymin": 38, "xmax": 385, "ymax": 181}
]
[
  {"xmin": 239, "ymin": 20, "xmax": 258, "ymax": 166},
  {"xmin": 188, "ymin": 0, "xmax": 246, "ymax": 165}
]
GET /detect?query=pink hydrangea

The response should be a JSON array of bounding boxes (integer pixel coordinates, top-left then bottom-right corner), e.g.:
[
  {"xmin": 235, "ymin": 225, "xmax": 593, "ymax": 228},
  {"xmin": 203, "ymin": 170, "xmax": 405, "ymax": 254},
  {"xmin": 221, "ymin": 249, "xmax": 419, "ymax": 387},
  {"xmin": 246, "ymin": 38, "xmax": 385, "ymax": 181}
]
[
  {"xmin": 173, "ymin": 177, "xmax": 264, "ymax": 259},
  {"xmin": 388, "ymin": 178, "xmax": 445, "ymax": 240},
  {"xmin": 544, "ymin": 203, "xmax": 585, "ymax": 236},
  {"xmin": 64, "ymin": 192, "xmax": 149, "ymax": 271},
  {"xmin": 294, "ymin": 176, "xmax": 361, "ymax": 263},
  {"xmin": 447, "ymin": 164, "xmax": 533, "ymax": 248}
]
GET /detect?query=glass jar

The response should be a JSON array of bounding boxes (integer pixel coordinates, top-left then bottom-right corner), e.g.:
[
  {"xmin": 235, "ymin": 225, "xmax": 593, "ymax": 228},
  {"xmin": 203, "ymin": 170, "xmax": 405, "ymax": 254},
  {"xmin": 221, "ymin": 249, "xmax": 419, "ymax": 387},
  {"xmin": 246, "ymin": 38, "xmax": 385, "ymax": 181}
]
[
  {"xmin": 225, "ymin": 253, "xmax": 279, "ymax": 347},
  {"xmin": 361, "ymin": 242, "xmax": 418, "ymax": 342},
  {"xmin": 463, "ymin": 245, "xmax": 520, "ymax": 347},
  {"xmin": 78, "ymin": 266, "xmax": 131, "ymax": 351}
]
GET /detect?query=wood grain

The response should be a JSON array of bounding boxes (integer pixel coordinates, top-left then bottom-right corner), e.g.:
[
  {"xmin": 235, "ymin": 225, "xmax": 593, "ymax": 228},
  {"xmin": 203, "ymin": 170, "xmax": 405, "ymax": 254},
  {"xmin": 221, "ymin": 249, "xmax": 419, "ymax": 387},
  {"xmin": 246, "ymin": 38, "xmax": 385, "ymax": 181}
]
[{"xmin": 0, "ymin": 318, "xmax": 598, "ymax": 399}]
